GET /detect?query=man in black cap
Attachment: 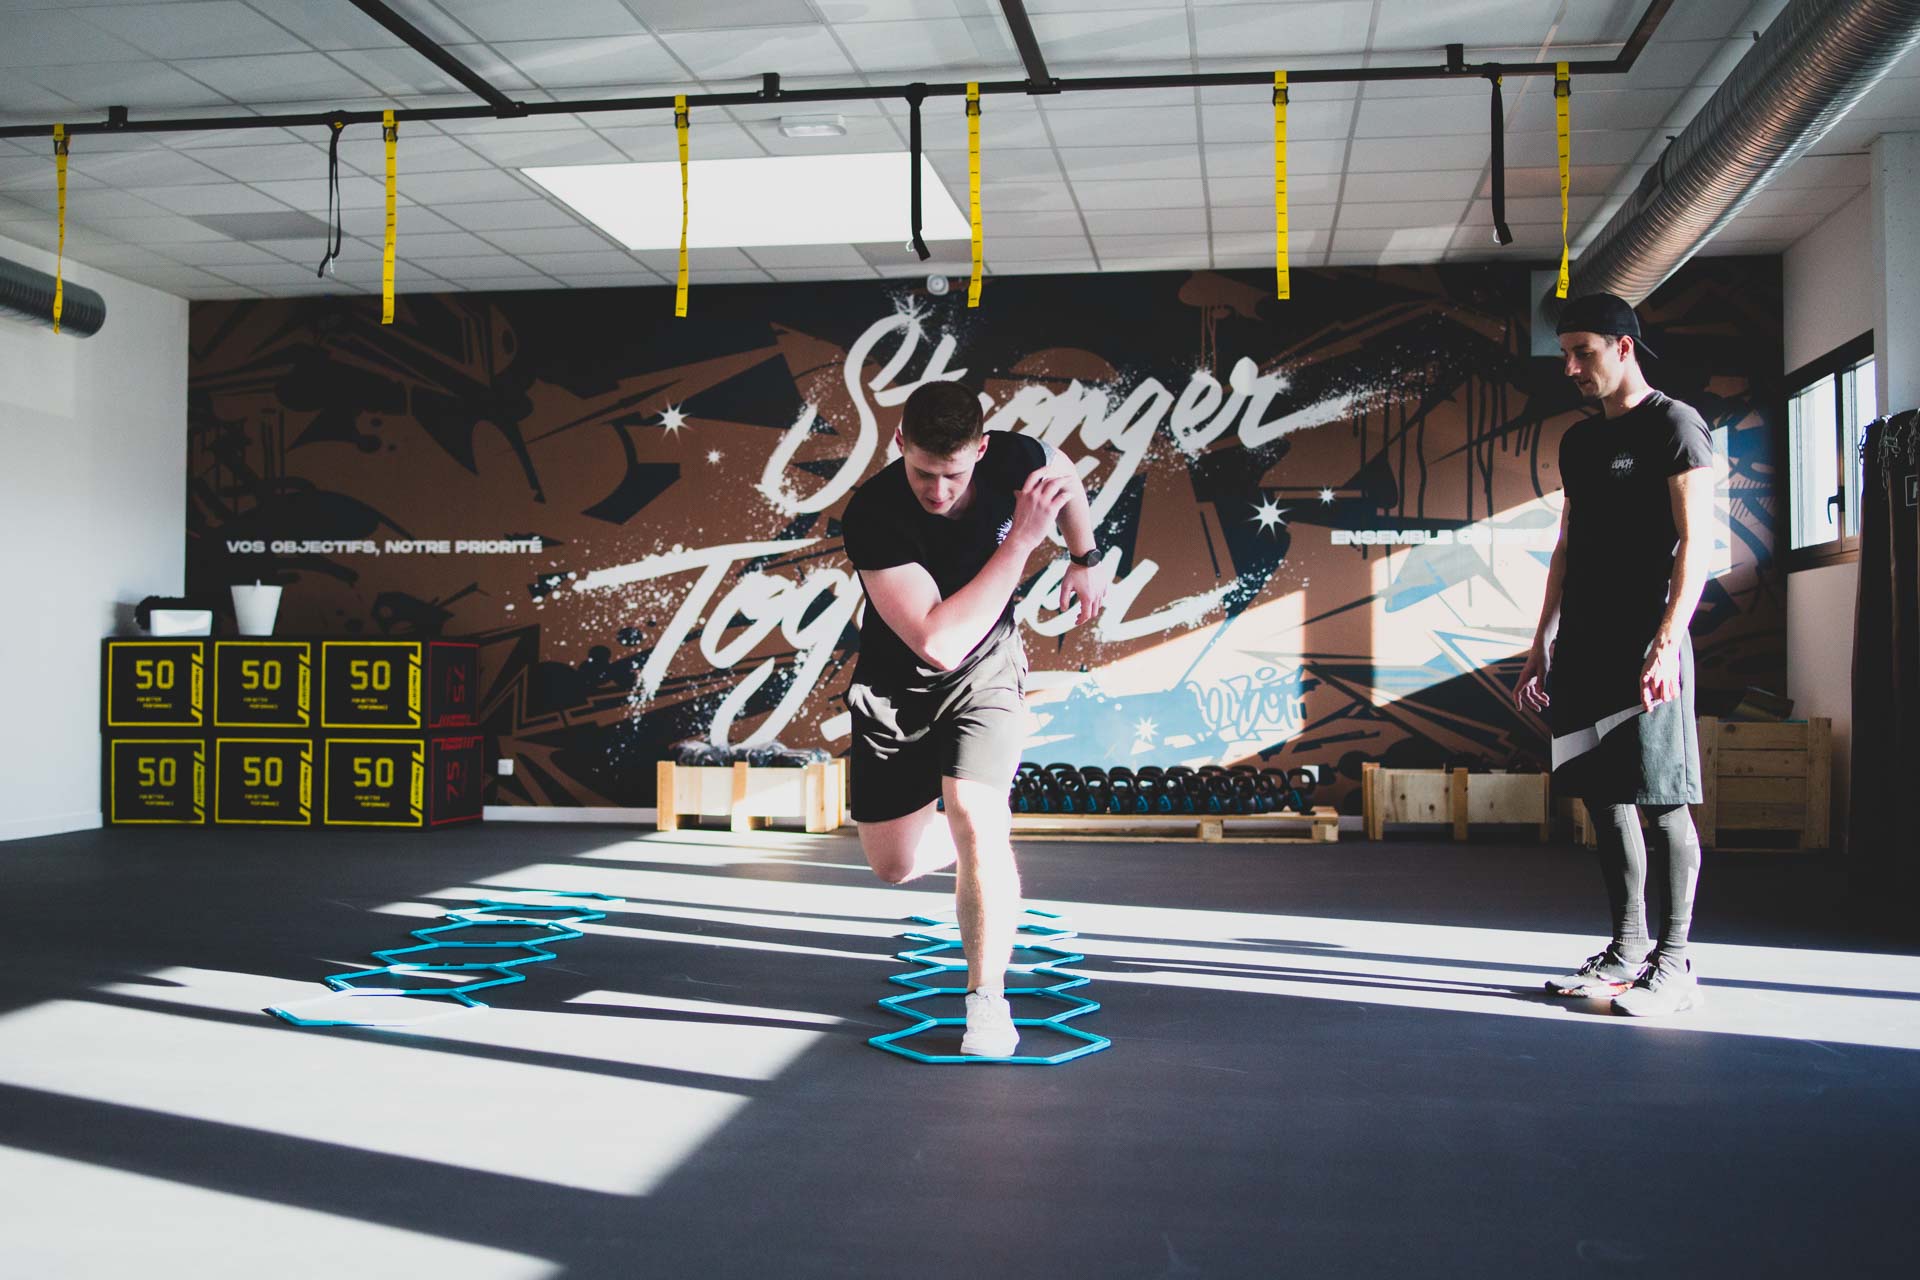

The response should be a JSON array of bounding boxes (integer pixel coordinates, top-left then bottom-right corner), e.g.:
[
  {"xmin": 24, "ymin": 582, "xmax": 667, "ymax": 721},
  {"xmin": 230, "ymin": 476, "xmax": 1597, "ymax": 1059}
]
[{"xmin": 1516, "ymin": 291, "xmax": 1716, "ymax": 1016}]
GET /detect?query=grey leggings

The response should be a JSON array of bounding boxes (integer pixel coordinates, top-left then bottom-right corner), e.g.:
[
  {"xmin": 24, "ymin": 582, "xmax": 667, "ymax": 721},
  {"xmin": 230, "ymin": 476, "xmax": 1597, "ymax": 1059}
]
[{"xmin": 1590, "ymin": 803, "xmax": 1703, "ymax": 955}]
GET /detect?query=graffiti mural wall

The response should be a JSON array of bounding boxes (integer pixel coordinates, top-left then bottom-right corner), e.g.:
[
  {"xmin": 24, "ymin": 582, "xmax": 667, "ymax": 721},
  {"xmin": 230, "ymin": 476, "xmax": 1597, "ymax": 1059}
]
[{"xmin": 187, "ymin": 261, "xmax": 1783, "ymax": 809}]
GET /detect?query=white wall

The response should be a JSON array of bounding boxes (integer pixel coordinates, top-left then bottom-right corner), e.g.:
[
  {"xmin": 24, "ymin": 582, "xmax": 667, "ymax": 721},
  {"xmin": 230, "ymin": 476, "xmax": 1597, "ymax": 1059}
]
[
  {"xmin": 0, "ymin": 232, "xmax": 187, "ymax": 841},
  {"xmin": 1783, "ymin": 190, "xmax": 1872, "ymax": 374},
  {"xmin": 1780, "ymin": 190, "xmax": 1874, "ymax": 850}
]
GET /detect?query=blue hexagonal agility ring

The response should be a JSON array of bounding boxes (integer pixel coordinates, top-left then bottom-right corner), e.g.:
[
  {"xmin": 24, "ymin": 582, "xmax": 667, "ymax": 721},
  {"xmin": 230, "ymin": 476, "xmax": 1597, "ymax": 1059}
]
[
  {"xmin": 267, "ymin": 891, "xmax": 624, "ymax": 1029},
  {"xmin": 868, "ymin": 908, "xmax": 1110, "ymax": 1065}
]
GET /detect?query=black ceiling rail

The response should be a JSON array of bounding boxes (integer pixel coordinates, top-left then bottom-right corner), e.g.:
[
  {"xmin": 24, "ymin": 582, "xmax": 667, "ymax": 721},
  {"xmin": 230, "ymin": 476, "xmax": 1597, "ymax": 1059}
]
[
  {"xmin": 998, "ymin": 0, "xmax": 1059, "ymax": 92},
  {"xmin": 0, "ymin": 1, "xmax": 1668, "ymax": 142},
  {"xmin": 345, "ymin": 0, "xmax": 518, "ymax": 115}
]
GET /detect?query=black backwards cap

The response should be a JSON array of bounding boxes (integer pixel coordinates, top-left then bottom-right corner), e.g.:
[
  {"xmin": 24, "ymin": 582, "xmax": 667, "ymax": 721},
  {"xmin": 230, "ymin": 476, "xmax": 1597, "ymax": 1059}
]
[{"xmin": 1554, "ymin": 292, "xmax": 1658, "ymax": 359}]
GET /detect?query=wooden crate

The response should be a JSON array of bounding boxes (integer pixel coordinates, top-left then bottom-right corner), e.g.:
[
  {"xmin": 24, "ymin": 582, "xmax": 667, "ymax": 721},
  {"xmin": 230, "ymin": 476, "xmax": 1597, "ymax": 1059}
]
[
  {"xmin": 1572, "ymin": 717, "xmax": 1831, "ymax": 851},
  {"xmin": 1010, "ymin": 807, "xmax": 1339, "ymax": 844},
  {"xmin": 1361, "ymin": 763, "xmax": 1550, "ymax": 840},
  {"xmin": 655, "ymin": 758, "xmax": 847, "ymax": 834}
]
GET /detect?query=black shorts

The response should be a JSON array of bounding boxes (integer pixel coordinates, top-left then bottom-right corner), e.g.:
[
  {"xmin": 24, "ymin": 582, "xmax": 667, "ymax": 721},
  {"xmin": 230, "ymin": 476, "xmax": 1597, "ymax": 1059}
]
[{"xmin": 846, "ymin": 641, "xmax": 1027, "ymax": 823}]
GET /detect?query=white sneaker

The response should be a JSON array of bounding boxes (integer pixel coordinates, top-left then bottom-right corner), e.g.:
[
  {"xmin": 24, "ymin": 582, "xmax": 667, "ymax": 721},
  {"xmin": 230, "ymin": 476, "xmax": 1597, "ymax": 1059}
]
[{"xmin": 960, "ymin": 989, "xmax": 1018, "ymax": 1058}]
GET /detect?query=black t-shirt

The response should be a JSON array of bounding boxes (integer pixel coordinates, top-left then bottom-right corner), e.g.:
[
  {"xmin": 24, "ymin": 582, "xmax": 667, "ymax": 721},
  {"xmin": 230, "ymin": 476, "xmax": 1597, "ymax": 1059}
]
[
  {"xmin": 1557, "ymin": 390, "xmax": 1714, "ymax": 645},
  {"xmin": 842, "ymin": 431, "xmax": 1049, "ymax": 687}
]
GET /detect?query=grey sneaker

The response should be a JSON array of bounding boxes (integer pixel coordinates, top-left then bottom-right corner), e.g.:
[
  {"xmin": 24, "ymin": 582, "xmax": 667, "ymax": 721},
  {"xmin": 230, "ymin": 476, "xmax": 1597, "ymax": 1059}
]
[
  {"xmin": 1613, "ymin": 953, "xmax": 1703, "ymax": 1017},
  {"xmin": 1546, "ymin": 943, "xmax": 1652, "ymax": 997}
]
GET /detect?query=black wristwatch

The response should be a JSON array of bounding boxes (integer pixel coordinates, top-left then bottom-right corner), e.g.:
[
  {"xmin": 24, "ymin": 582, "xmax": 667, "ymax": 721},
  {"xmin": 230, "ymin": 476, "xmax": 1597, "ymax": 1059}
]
[{"xmin": 1066, "ymin": 547, "xmax": 1101, "ymax": 567}]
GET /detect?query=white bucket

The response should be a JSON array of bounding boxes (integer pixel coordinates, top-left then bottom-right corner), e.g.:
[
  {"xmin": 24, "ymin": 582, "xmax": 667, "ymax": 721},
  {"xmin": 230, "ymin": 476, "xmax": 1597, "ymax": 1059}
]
[{"xmin": 231, "ymin": 583, "xmax": 282, "ymax": 636}]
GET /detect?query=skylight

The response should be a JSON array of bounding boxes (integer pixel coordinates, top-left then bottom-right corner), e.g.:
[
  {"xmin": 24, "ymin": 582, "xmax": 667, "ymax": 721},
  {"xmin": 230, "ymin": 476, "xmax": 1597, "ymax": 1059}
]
[{"xmin": 522, "ymin": 153, "xmax": 969, "ymax": 251}]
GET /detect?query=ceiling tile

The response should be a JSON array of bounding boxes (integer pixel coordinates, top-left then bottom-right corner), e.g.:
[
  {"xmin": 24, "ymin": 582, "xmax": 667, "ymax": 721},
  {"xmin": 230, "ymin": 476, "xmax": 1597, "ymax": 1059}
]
[
  {"xmin": 1370, "ymin": 0, "xmax": 1564, "ymax": 54},
  {"xmin": 0, "ymin": 11, "xmax": 146, "ymax": 68},
  {"xmin": 1070, "ymin": 177, "xmax": 1202, "ymax": 209},
  {"xmin": 336, "ymin": 134, "xmax": 494, "ymax": 175},
  {"xmin": 1332, "ymin": 226, "xmax": 1456, "ymax": 252},
  {"xmin": 1030, "ymin": 9, "xmax": 1192, "ymax": 64},
  {"xmin": 1193, "ymin": 4, "xmax": 1375, "ymax": 60},
  {"xmin": 600, "ymin": 121, "xmax": 764, "ymax": 162},
  {"xmin": 832, "ymin": 18, "xmax": 1018, "ymax": 75},
  {"xmin": 1059, "ymin": 145, "xmax": 1200, "ymax": 182},
  {"xmin": 995, "ymin": 257, "xmax": 1098, "ymax": 277},
  {"xmin": 633, "ymin": 247, "xmax": 759, "ymax": 272},
  {"xmin": 1202, "ymin": 99, "xmax": 1354, "ymax": 143},
  {"xmin": 131, "ymin": 183, "xmax": 290, "ymax": 216},
  {"xmin": 985, "ymin": 235, "xmax": 1093, "ymax": 262},
  {"xmin": 509, "ymin": 250, "xmax": 646, "ymax": 274},
  {"xmin": 1352, "ymin": 94, "xmax": 1486, "ymax": 139},
  {"xmin": 978, "ymin": 179, "xmax": 1077, "ymax": 211},
  {"xmin": 398, "ymin": 167, "xmax": 544, "ymax": 204},
  {"xmin": 645, "ymin": 0, "xmax": 822, "ymax": 30},
  {"xmin": 494, "ymin": 36, "xmax": 685, "ymax": 90},
  {"xmin": 1617, "ymin": 40, "xmax": 1722, "ymax": 91},
  {"xmin": 1211, "ymin": 203, "xmax": 1335, "ymax": 233},
  {"xmin": 990, "ymin": 210, "xmax": 1084, "ymax": 236},
  {"xmin": 172, "ymin": 53, "xmax": 377, "ymax": 104},
  {"xmin": 477, "ymin": 226, "xmax": 617, "ymax": 254},
  {"xmin": 63, "ymin": 147, "xmax": 226, "ymax": 187},
  {"xmin": 819, "ymin": 1, "xmax": 996, "ymax": 20},
  {"xmin": 928, "ymin": 147, "xmax": 1061, "ymax": 183},
  {"xmin": 766, "ymin": 265, "xmax": 880, "ymax": 282},
  {"xmin": 457, "ymin": 129, "xmax": 627, "ymax": 167},
  {"xmin": 252, "ymin": 175, "xmax": 402, "ymax": 211},
  {"xmin": 81, "ymin": 3, "xmax": 308, "ymax": 59},
  {"xmin": 661, "ymin": 26, "xmax": 856, "ymax": 81},
  {"xmin": 1214, "ymin": 227, "xmax": 1324, "ymax": 256},
  {"xmin": 327, "ymin": 45, "xmax": 532, "ymax": 98},
  {"xmin": 677, "ymin": 267, "xmax": 774, "ymax": 283},
  {"xmin": 24, "ymin": 61, "xmax": 229, "ymax": 111},
  {"xmin": 383, "ymin": 230, "xmax": 494, "ymax": 258},
  {"xmin": 1085, "ymin": 206, "xmax": 1207, "ymax": 236},
  {"xmin": 439, "ymin": 199, "xmax": 583, "ymax": 231},
  {"xmin": 745, "ymin": 244, "xmax": 869, "ymax": 268},
  {"xmin": 1334, "ymin": 199, "xmax": 1463, "ymax": 230},
  {"xmin": 1345, "ymin": 134, "xmax": 1501, "ymax": 172},
  {"xmin": 1340, "ymin": 168, "xmax": 1481, "ymax": 203},
  {"xmin": 1043, "ymin": 105, "xmax": 1197, "ymax": 149},
  {"xmin": 186, "ymin": 142, "xmax": 334, "ymax": 183},
  {"xmin": 429, "ymin": 0, "xmax": 645, "ymax": 42}
]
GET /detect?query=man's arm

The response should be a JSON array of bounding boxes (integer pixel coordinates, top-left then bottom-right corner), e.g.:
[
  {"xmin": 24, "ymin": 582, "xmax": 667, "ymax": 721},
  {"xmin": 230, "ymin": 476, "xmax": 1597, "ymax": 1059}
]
[
  {"xmin": 1640, "ymin": 466, "xmax": 1716, "ymax": 708},
  {"xmin": 859, "ymin": 472, "xmax": 1069, "ymax": 671},
  {"xmin": 1516, "ymin": 493, "xmax": 1570, "ymax": 712},
  {"xmin": 1042, "ymin": 447, "xmax": 1108, "ymax": 625}
]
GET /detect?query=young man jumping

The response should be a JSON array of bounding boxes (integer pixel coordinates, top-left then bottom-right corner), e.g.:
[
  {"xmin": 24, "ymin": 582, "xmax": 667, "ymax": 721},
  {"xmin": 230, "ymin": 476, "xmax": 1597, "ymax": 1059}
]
[{"xmin": 841, "ymin": 380, "xmax": 1105, "ymax": 1056}]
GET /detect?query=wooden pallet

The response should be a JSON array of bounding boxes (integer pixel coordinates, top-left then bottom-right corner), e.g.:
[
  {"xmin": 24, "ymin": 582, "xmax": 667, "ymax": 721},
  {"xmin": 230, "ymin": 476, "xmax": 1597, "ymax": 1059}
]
[
  {"xmin": 1010, "ymin": 806, "xmax": 1339, "ymax": 844},
  {"xmin": 1572, "ymin": 716, "xmax": 1832, "ymax": 851},
  {"xmin": 1360, "ymin": 763, "xmax": 1550, "ymax": 840},
  {"xmin": 655, "ymin": 758, "xmax": 847, "ymax": 834}
]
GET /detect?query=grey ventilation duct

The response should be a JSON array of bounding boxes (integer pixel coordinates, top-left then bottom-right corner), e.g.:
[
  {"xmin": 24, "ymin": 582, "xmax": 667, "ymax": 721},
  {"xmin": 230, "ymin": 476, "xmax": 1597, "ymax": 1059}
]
[
  {"xmin": 1568, "ymin": 0, "xmax": 1920, "ymax": 307},
  {"xmin": 0, "ymin": 253, "xmax": 106, "ymax": 337}
]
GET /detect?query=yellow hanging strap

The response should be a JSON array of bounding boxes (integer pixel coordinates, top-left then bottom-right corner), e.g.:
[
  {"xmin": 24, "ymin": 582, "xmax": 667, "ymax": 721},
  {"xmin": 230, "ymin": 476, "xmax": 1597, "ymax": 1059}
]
[
  {"xmin": 52, "ymin": 124, "xmax": 69, "ymax": 335},
  {"xmin": 966, "ymin": 83, "xmax": 983, "ymax": 308},
  {"xmin": 674, "ymin": 95, "xmax": 690, "ymax": 319},
  {"xmin": 1554, "ymin": 62, "xmax": 1571, "ymax": 299},
  {"xmin": 1273, "ymin": 72, "xmax": 1289, "ymax": 301},
  {"xmin": 381, "ymin": 110, "xmax": 397, "ymax": 325}
]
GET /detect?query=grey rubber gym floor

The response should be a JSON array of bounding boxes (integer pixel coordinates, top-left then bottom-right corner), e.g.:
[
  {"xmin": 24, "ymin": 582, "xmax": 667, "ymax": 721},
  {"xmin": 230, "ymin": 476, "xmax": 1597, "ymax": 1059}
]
[{"xmin": 1, "ymin": 822, "xmax": 1914, "ymax": 1278}]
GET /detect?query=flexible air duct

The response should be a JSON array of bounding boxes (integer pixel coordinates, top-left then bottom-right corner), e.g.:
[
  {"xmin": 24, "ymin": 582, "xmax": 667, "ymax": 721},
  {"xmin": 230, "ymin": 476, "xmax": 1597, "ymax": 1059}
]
[
  {"xmin": 1569, "ymin": 0, "xmax": 1920, "ymax": 306},
  {"xmin": 0, "ymin": 253, "xmax": 106, "ymax": 337}
]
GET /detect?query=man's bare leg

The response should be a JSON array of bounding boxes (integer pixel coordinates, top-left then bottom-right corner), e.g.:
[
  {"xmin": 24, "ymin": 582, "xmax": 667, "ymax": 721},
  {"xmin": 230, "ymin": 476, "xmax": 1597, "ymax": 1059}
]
[
  {"xmin": 943, "ymin": 776, "xmax": 1022, "ymax": 993},
  {"xmin": 856, "ymin": 799, "xmax": 957, "ymax": 885}
]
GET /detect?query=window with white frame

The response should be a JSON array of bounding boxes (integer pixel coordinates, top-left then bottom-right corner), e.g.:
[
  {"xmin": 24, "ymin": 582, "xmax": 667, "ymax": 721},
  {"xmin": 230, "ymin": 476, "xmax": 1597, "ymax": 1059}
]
[{"xmin": 1785, "ymin": 334, "xmax": 1875, "ymax": 566}]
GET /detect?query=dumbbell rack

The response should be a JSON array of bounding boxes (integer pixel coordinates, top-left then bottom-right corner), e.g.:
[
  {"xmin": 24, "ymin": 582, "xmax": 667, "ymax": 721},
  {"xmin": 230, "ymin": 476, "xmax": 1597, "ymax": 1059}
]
[{"xmin": 1008, "ymin": 762, "xmax": 1339, "ymax": 844}]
